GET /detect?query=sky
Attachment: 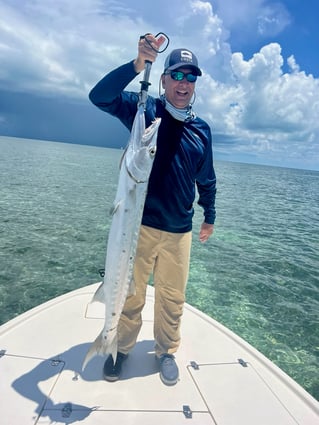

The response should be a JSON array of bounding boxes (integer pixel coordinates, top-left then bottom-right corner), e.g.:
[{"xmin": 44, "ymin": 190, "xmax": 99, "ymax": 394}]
[{"xmin": 0, "ymin": 0, "xmax": 318, "ymax": 170}]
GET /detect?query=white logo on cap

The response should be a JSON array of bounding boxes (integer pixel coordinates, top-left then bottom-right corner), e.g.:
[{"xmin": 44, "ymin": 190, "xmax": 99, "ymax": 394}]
[{"xmin": 180, "ymin": 50, "xmax": 193, "ymax": 62}]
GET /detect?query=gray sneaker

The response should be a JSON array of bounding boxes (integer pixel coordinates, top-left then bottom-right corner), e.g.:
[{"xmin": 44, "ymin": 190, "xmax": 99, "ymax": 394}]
[{"xmin": 158, "ymin": 354, "xmax": 179, "ymax": 385}]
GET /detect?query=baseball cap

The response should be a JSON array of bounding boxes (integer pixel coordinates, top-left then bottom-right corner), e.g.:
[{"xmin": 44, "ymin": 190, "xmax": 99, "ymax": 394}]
[{"xmin": 164, "ymin": 48, "xmax": 202, "ymax": 76}]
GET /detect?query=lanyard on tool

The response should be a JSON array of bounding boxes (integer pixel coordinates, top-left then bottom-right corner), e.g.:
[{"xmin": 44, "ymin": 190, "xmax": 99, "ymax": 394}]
[{"xmin": 139, "ymin": 32, "xmax": 169, "ymax": 107}]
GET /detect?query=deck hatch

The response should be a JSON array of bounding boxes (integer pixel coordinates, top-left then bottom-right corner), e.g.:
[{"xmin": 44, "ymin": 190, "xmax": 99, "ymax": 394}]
[
  {"xmin": 188, "ymin": 361, "xmax": 299, "ymax": 425},
  {"xmin": 0, "ymin": 354, "xmax": 64, "ymax": 425}
]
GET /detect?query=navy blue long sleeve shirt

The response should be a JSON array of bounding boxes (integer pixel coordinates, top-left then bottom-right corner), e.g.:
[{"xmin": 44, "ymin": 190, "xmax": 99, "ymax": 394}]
[{"xmin": 89, "ymin": 61, "xmax": 217, "ymax": 233}]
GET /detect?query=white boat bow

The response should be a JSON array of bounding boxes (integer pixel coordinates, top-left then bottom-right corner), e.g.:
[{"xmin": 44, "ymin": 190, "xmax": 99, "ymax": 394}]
[{"xmin": 0, "ymin": 283, "xmax": 318, "ymax": 424}]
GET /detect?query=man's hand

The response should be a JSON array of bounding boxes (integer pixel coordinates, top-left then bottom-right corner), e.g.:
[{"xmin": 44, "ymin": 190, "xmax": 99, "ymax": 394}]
[
  {"xmin": 199, "ymin": 222, "xmax": 214, "ymax": 243},
  {"xmin": 134, "ymin": 34, "xmax": 166, "ymax": 73}
]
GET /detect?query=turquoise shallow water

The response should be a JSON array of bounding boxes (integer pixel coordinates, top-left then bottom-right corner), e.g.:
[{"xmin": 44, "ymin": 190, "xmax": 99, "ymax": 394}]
[{"xmin": 0, "ymin": 136, "xmax": 318, "ymax": 400}]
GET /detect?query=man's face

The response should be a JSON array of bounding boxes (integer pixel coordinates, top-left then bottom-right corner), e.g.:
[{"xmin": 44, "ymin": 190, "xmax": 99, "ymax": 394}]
[{"xmin": 161, "ymin": 67, "xmax": 196, "ymax": 109}]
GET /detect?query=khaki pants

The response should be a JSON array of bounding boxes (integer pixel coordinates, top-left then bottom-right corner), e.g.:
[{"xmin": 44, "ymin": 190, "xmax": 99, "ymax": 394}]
[{"xmin": 118, "ymin": 225, "xmax": 192, "ymax": 357}]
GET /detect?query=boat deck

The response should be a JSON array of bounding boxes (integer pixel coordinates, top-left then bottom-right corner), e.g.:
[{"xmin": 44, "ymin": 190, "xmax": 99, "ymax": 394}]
[{"xmin": 0, "ymin": 283, "xmax": 318, "ymax": 424}]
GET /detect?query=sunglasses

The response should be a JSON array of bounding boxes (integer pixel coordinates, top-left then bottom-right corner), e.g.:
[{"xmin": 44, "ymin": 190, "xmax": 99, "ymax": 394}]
[{"xmin": 167, "ymin": 71, "xmax": 197, "ymax": 83}]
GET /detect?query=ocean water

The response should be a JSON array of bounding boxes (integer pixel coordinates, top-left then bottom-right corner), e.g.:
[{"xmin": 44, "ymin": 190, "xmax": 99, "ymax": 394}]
[{"xmin": 0, "ymin": 136, "xmax": 318, "ymax": 400}]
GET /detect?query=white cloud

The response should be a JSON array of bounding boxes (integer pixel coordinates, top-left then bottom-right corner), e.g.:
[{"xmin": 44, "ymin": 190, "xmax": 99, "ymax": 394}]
[
  {"xmin": 200, "ymin": 42, "xmax": 319, "ymax": 168},
  {"xmin": 0, "ymin": 0, "xmax": 153, "ymax": 96},
  {"xmin": 0, "ymin": 0, "xmax": 318, "ymax": 169}
]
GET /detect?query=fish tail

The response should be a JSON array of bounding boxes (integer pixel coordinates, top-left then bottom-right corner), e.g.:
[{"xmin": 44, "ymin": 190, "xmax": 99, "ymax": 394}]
[
  {"xmin": 110, "ymin": 333, "xmax": 118, "ymax": 364},
  {"xmin": 91, "ymin": 282, "xmax": 104, "ymax": 303},
  {"xmin": 82, "ymin": 328, "xmax": 118, "ymax": 371}
]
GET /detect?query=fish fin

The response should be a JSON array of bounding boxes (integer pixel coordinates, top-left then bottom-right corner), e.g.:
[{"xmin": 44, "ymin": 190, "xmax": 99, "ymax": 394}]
[
  {"xmin": 91, "ymin": 282, "xmax": 104, "ymax": 303},
  {"xmin": 82, "ymin": 327, "xmax": 118, "ymax": 371},
  {"xmin": 109, "ymin": 201, "xmax": 121, "ymax": 216}
]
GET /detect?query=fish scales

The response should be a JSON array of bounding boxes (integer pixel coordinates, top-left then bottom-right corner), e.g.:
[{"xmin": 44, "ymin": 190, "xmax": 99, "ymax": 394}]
[{"xmin": 83, "ymin": 106, "xmax": 161, "ymax": 370}]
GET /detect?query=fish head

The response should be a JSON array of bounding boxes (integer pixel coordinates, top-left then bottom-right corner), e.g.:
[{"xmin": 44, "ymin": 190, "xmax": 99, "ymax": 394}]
[
  {"xmin": 126, "ymin": 117, "xmax": 161, "ymax": 183},
  {"xmin": 141, "ymin": 117, "xmax": 161, "ymax": 149}
]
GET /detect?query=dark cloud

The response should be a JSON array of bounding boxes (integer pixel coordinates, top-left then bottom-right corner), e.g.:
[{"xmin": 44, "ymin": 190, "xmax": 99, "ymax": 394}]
[{"xmin": 0, "ymin": 90, "xmax": 129, "ymax": 148}]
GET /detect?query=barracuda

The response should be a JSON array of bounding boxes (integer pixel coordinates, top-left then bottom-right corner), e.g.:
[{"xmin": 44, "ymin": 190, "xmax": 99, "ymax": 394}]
[{"xmin": 83, "ymin": 105, "xmax": 161, "ymax": 370}]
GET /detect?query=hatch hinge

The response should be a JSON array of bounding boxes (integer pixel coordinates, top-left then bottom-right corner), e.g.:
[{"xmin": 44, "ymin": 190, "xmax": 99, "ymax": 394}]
[
  {"xmin": 62, "ymin": 402, "xmax": 72, "ymax": 418},
  {"xmin": 238, "ymin": 358, "xmax": 248, "ymax": 367},
  {"xmin": 0, "ymin": 349, "xmax": 6, "ymax": 358},
  {"xmin": 190, "ymin": 360, "xmax": 199, "ymax": 370},
  {"xmin": 183, "ymin": 404, "xmax": 192, "ymax": 418}
]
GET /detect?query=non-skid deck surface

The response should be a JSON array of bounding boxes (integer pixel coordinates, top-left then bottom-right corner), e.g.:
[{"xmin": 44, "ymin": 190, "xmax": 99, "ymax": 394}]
[{"xmin": 1, "ymin": 283, "xmax": 318, "ymax": 424}]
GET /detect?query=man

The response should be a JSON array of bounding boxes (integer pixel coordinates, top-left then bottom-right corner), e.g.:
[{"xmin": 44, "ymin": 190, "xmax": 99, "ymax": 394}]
[{"xmin": 89, "ymin": 34, "xmax": 217, "ymax": 385}]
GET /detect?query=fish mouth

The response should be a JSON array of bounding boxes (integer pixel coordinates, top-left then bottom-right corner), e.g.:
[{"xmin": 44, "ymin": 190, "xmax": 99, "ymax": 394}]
[{"xmin": 142, "ymin": 118, "xmax": 161, "ymax": 144}]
